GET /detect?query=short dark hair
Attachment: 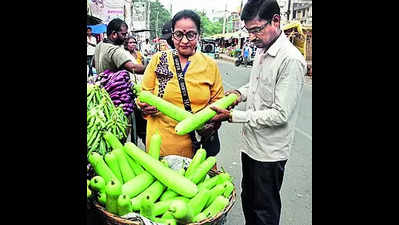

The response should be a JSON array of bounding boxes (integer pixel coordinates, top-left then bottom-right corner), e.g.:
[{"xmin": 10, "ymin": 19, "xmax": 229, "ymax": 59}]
[
  {"xmin": 241, "ymin": 0, "xmax": 280, "ymax": 22},
  {"xmin": 106, "ymin": 18, "xmax": 128, "ymax": 37},
  {"xmin": 171, "ymin": 10, "xmax": 201, "ymax": 34},
  {"xmin": 161, "ymin": 20, "xmax": 175, "ymax": 49},
  {"xmin": 87, "ymin": 27, "xmax": 92, "ymax": 31}
]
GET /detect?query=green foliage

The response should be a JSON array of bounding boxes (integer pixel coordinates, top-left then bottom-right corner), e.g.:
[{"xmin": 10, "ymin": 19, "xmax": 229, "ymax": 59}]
[
  {"xmin": 194, "ymin": 10, "xmax": 223, "ymax": 38},
  {"xmin": 148, "ymin": 0, "xmax": 171, "ymax": 39}
]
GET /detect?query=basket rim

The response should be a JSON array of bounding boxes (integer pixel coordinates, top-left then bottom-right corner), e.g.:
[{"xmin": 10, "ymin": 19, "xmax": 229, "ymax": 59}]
[
  {"xmin": 92, "ymin": 188, "xmax": 237, "ymax": 225},
  {"xmin": 94, "ymin": 202, "xmax": 142, "ymax": 225}
]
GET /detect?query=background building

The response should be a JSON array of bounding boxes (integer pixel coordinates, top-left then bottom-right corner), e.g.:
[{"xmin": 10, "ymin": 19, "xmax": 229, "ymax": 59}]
[
  {"xmin": 87, "ymin": 0, "xmax": 125, "ymax": 25},
  {"xmin": 277, "ymin": 0, "xmax": 312, "ymax": 25},
  {"xmin": 292, "ymin": 1, "xmax": 312, "ymax": 25}
]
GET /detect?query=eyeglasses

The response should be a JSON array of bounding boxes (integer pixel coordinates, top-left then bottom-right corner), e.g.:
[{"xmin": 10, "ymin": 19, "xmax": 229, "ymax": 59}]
[
  {"xmin": 172, "ymin": 31, "xmax": 198, "ymax": 41},
  {"xmin": 243, "ymin": 22, "xmax": 270, "ymax": 35}
]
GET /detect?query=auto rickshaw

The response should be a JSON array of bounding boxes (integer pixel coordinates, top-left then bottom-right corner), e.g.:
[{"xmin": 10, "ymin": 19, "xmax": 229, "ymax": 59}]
[{"xmin": 283, "ymin": 21, "xmax": 312, "ymax": 76}]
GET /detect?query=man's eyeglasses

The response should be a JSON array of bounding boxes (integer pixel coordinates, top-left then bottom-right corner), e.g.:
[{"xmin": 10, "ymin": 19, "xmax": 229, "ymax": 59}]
[
  {"xmin": 242, "ymin": 21, "xmax": 270, "ymax": 35},
  {"xmin": 172, "ymin": 31, "xmax": 198, "ymax": 41}
]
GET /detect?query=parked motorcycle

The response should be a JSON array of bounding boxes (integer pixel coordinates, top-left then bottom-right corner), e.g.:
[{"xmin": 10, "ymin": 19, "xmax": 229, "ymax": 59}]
[{"xmin": 235, "ymin": 54, "xmax": 254, "ymax": 67}]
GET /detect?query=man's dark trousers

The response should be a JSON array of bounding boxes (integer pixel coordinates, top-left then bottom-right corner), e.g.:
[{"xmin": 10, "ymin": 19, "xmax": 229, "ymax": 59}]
[
  {"xmin": 241, "ymin": 152, "xmax": 287, "ymax": 225},
  {"xmin": 87, "ymin": 55, "xmax": 94, "ymax": 76}
]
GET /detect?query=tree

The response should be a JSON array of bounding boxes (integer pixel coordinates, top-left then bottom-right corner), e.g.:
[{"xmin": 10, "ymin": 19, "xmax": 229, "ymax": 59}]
[
  {"xmin": 194, "ymin": 10, "xmax": 223, "ymax": 38},
  {"xmin": 148, "ymin": 0, "xmax": 171, "ymax": 39}
]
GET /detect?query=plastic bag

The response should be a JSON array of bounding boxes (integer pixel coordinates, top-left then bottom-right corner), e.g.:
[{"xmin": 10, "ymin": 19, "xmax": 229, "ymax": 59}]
[
  {"xmin": 160, "ymin": 155, "xmax": 192, "ymax": 171},
  {"xmin": 122, "ymin": 211, "xmax": 162, "ymax": 225}
]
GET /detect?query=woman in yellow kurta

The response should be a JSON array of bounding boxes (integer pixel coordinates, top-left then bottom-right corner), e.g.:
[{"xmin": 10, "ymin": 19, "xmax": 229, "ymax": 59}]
[
  {"xmin": 138, "ymin": 10, "xmax": 224, "ymax": 158},
  {"xmin": 124, "ymin": 36, "xmax": 144, "ymax": 65}
]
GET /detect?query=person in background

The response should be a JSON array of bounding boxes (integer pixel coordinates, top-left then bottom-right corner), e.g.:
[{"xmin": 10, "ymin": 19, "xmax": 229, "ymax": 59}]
[
  {"xmin": 242, "ymin": 42, "xmax": 252, "ymax": 67},
  {"xmin": 137, "ymin": 9, "xmax": 224, "ymax": 159},
  {"xmin": 124, "ymin": 35, "xmax": 146, "ymax": 70},
  {"xmin": 141, "ymin": 38, "xmax": 152, "ymax": 57},
  {"xmin": 87, "ymin": 27, "xmax": 97, "ymax": 76},
  {"xmin": 93, "ymin": 18, "xmax": 145, "ymax": 75},
  {"xmin": 209, "ymin": 0, "xmax": 307, "ymax": 225},
  {"xmin": 124, "ymin": 35, "xmax": 148, "ymax": 146},
  {"xmin": 159, "ymin": 20, "xmax": 175, "ymax": 51}
]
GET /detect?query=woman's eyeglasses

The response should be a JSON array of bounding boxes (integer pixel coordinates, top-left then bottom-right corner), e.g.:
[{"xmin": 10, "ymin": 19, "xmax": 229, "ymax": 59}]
[{"xmin": 172, "ymin": 31, "xmax": 198, "ymax": 41}]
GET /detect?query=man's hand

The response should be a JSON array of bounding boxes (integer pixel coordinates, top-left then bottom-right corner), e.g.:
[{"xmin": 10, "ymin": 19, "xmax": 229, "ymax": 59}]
[
  {"xmin": 137, "ymin": 101, "xmax": 158, "ymax": 116},
  {"xmin": 124, "ymin": 61, "xmax": 145, "ymax": 74},
  {"xmin": 87, "ymin": 42, "xmax": 96, "ymax": 47},
  {"xmin": 224, "ymin": 90, "xmax": 242, "ymax": 110},
  {"xmin": 210, "ymin": 106, "xmax": 231, "ymax": 122}
]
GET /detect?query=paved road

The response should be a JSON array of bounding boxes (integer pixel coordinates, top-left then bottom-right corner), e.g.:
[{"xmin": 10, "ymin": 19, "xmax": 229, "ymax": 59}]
[{"xmin": 215, "ymin": 59, "xmax": 312, "ymax": 225}]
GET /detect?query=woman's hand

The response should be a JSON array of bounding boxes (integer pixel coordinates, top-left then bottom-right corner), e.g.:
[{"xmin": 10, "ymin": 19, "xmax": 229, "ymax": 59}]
[
  {"xmin": 196, "ymin": 121, "xmax": 221, "ymax": 139},
  {"xmin": 137, "ymin": 101, "xmax": 158, "ymax": 116}
]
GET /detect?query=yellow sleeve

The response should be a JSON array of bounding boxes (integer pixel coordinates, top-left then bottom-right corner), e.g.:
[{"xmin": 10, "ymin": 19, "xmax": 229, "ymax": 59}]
[
  {"xmin": 209, "ymin": 61, "xmax": 225, "ymax": 104},
  {"xmin": 137, "ymin": 51, "xmax": 143, "ymax": 65},
  {"xmin": 142, "ymin": 52, "xmax": 160, "ymax": 93}
]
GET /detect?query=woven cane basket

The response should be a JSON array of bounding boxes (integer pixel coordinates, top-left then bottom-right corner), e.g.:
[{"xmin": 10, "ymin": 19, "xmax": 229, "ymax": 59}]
[{"xmin": 89, "ymin": 169, "xmax": 236, "ymax": 225}]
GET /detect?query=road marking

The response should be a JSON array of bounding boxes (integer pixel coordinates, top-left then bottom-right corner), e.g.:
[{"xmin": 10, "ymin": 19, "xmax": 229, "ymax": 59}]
[{"xmin": 295, "ymin": 127, "xmax": 312, "ymax": 141}]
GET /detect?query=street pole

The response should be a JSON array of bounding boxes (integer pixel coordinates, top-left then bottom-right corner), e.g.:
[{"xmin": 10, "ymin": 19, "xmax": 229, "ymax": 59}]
[
  {"xmin": 287, "ymin": 0, "xmax": 291, "ymax": 21},
  {"xmin": 146, "ymin": 0, "xmax": 151, "ymax": 40},
  {"xmin": 223, "ymin": 1, "xmax": 227, "ymax": 34},
  {"xmin": 156, "ymin": 11, "xmax": 159, "ymax": 39},
  {"xmin": 170, "ymin": 0, "xmax": 173, "ymax": 15}
]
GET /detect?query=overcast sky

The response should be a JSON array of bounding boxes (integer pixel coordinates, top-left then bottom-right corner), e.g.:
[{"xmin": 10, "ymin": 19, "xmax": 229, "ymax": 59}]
[{"xmin": 158, "ymin": 0, "xmax": 247, "ymax": 16}]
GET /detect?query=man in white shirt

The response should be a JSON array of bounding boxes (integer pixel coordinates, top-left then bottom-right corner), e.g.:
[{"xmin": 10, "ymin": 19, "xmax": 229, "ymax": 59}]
[
  {"xmin": 141, "ymin": 38, "xmax": 152, "ymax": 56},
  {"xmin": 87, "ymin": 27, "xmax": 97, "ymax": 76},
  {"xmin": 210, "ymin": 0, "xmax": 307, "ymax": 225}
]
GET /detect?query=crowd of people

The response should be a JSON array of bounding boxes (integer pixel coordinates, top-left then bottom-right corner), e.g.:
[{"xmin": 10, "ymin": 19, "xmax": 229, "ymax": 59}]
[{"xmin": 87, "ymin": 0, "xmax": 307, "ymax": 224}]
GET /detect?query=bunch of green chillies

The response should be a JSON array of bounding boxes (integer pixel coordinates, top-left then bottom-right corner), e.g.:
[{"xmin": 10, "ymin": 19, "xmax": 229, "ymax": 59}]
[{"xmin": 87, "ymin": 84, "xmax": 129, "ymax": 156}]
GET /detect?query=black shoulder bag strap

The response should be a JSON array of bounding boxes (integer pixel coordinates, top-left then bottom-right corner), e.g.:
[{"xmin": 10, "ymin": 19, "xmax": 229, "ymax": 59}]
[{"xmin": 171, "ymin": 50, "xmax": 201, "ymax": 151}]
